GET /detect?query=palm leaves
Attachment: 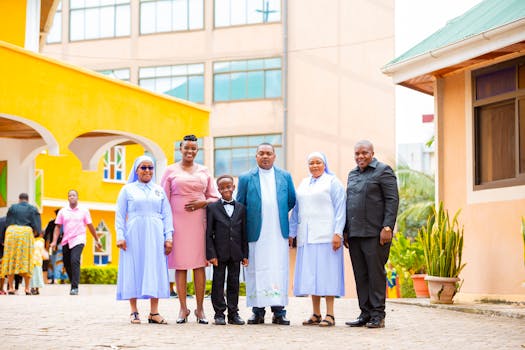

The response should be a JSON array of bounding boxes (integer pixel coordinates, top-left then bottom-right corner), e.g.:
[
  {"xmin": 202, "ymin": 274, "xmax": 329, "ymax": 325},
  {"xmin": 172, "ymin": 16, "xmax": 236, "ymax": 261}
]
[{"xmin": 418, "ymin": 202, "xmax": 466, "ymax": 277}]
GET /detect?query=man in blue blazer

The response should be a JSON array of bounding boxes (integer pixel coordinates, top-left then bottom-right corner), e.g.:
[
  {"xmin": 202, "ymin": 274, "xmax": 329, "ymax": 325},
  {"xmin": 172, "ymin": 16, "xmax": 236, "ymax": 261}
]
[{"xmin": 236, "ymin": 143, "xmax": 296, "ymax": 325}]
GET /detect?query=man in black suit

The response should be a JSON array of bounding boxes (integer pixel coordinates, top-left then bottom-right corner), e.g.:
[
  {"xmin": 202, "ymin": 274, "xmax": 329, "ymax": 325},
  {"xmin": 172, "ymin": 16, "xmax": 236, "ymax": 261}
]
[
  {"xmin": 206, "ymin": 175, "xmax": 249, "ymax": 326},
  {"xmin": 343, "ymin": 140, "xmax": 399, "ymax": 328}
]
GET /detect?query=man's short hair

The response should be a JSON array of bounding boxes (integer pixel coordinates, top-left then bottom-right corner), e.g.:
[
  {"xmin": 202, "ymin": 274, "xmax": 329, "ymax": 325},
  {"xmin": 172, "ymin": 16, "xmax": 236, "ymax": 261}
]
[
  {"xmin": 256, "ymin": 142, "xmax": 275, "ymax": 152},
  {"xmin": 18, "ymin": 193, "xmax": 29, "ymax": 200}
]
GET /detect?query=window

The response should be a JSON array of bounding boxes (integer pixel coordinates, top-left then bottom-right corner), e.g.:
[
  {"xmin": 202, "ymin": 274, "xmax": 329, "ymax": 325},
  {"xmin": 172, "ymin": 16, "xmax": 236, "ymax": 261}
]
[
  {"xmin": 215, "ymin": 0, "xmax": 280, "ymax": 27},
  {"xmin": 46, "ymin": 1, "xmax": 62, "ymax": 44},
  {"xmin": 174, "ymin": 137, "xmax": 204, "ymax": 164},
  {"xmin": 140, "ymin": 0, "xmax": 203, "ymax": 34},
  {"xmin": 139, "ymin": 64, "xmax": 204, "ymax": 103},
  {"xmin": 473, "ymin": 58, "xmax": 525, "ymax": 189},
  {"xmin": 213, "ymin": 57, "xmax": 281, "ymax": 101},
  {"xmin": 69, "ymin": 0, "xmax": 130, "ymax": 41},
  {"xmin": 103, "ymin": 146, "xmax": 126, "ymax": 182},
  {"xmin": 214, "ymin": 134, "xmax": 282, "ymax": 176},
  {"xmin": 98, "ymin": 68, "xmax": 130, "ymax": 81},
  {"xmin": 94, "ymin": 220, "xmax": 111, "ymax": 265}
]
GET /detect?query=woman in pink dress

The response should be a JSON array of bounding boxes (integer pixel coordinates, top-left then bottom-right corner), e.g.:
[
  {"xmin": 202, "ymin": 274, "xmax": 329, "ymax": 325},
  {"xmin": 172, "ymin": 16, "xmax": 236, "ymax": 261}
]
[{"xmin": 161, "ymin": 135, "xmax": 219, "ymax": 324}]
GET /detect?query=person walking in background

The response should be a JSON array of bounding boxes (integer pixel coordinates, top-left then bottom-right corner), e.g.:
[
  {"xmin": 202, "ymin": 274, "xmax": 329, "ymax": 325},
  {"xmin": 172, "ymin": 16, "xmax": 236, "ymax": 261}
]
[
  {"xmin": 161, "ymin": 134, "xmax": 219, "ymax": 325},
  {"xmin": 0, "ymin": 216, "xmax": 7, "ymax": 294},
  {"xmin": 30, "ymin": 230, "xmax": 47, "ymax": 295},
  {"xmin": 344, "ymin": 140, "xmax": 399, "ymax": 329},
  {"xmin": 289, "ymin": 152, "xmax": 346, "ymax": 327},
  {"xmin": 236, "ymin": 143, "xmax": 296, "ymax": 325},
  {"xmin": 1, "ymin": 193, "xmax": 41, "ymax": 295},
  {"xmin": 50, "ymin": 190, "xmax": 102, "ymax": 295},
  {"xmin": 116, "ymin": 155, "xmax": 173, "ymax": 324},
  {"xmin": 206, "ymin": 175, "xmax": 248, "ymax": 326},
  {"xmin": 44, "ymin": 209, "xmax": 67, "ymax": 284}
]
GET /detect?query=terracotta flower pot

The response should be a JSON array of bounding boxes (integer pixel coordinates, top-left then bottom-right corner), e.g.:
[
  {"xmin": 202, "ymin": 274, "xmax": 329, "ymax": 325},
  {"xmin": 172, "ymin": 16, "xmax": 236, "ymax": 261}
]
[
  {"xmin": 424, "ymin": 275, "xmax": 460, "ymax": 304},
  {"xmin": 411, "ymin": 274, "xmax": 430, "ymax": 298}
]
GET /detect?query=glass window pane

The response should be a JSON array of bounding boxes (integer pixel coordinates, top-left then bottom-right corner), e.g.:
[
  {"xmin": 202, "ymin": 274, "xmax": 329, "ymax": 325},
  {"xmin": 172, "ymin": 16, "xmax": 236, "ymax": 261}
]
[
  {"xmin": 140, "ymin": 2, "xmax": 156, "ymax": 34},
  {"xmin": 230, "ymin": 0, "xmax": 246, "ymax": 25},
  {"xmin": 230, "ymin": 72, "xmax": 247, "ymax": 100},
  {"xmin": 70, "ymin": 10, "xmax": 85, "ymax": 41},
  {"xmin": 265, "ymin": 57, "xmax": 281, "ymax": 68},
  {"xmin": 166, "ymin": 76, "xmax": 188, "ymax": 99},
  {"xmin": 274, "ymin": 147, "xmax": 284, "ymax": 167},
  {"xmin": 172, "ymin": 64, "xmax": 187, "ymax": 76},
  {"xmin": 100, "ymin": 7, "xmax": 115, "ymax": 37},
  {"xmin": 232, "ymin": 148, "xmax": 250, "ymax": 175},
  {"xmin": 247, "ymin": 0, "xmax": 261, "ymax": 24},
  {"xmin": 157, "ymin": 1, "xmax": 172, "ymax": 32},
  {"xmin": 156, "ymin": 65, "xmax": 172, "ymax": 77},
  {"xmin": 156, "ymin": 77, "xmax": 172, "ymax": 93},
  {"xmin": 248, "ymin": 135, "xmax": 265, "ymax": 146},
  {"xmin": 265, "ymin": 70, "xmax": 281, "ymax": 98},
  {"xmin": 214, "ymin": 137, "xmax": 231, "ymax": 148},
  {"xmin": 139, "ymin": 78, "xmax": 156, "ymax": 92},
  {"xmin": 139, "ymin": 67, "xmax": 156, "ymax": 78},
  {"xmin": 47, "ymin": 11, "xmax": 62, "ymax": 43},
  {"xmin": 476, "ymin": 101, "xmax": 515, "ymax": 183},
  {"xmin": 189, "ymin": 0, "xmax": 204, "ymax": 29},
  {"xmin": 214, "ymin": 61, "xmax": 230, "ymax": 73},
  {"xmin": 267, "ymin": 0, "xmax": 281, "ymax": 22},
  {"xmin": 188, "ymin": 75, "xmax": 204, "ymax": 103},
  {"xmin": 247, "ymin": 71, "xmax": 264, "ymax": 98},
  {"xmin": 230, "ymin": 60, "xmax": 247, "ymax": 71},
  {"xmin": 84, "ymin": 8, "xmax": 100, "ymax": 39},
  {"xmin": 116, "ymin": 5, "xmax": 130, "ymax": 36},
  {"xmin": 214, "ymin": 0, "xmax": 229, "ymax": 27},
  {"xmin": 70, "ymin": 0, "xmax": 85, "ymax": 9},
  {"xmin": 232, "ymin": 136, "xmax": 247, "ymax": 147},
  {"xmin": 247, "ymin": 59, "xmax": 264, "ymax": 70},
  {"xmin": 214, "ymin": 149, "xmax": 231, "ymax": 176},
  {"xmin": 214, "ymin": 74, "xmax": 230, "ymax": 101},
  {"xmin": 476, "ymin": 66, "xmax": 516, "ymax": 100},
  {"xmin": 188, "ymin": 63, "xmax": 204, "ymax": 74},
  {"xmin": 172, "ymin": 0, "xmax": 187, "ymax": 31}
]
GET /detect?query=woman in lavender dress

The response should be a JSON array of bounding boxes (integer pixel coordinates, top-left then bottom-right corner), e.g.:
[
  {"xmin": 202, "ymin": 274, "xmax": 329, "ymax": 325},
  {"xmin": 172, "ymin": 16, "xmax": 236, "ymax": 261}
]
[
  {"xmin": 116, "ymin": 155, "xmax": 173, "ymax": 324},
  {"xmin": 289, "ymin": 152, "xmax": 346, "ymax": 327}
]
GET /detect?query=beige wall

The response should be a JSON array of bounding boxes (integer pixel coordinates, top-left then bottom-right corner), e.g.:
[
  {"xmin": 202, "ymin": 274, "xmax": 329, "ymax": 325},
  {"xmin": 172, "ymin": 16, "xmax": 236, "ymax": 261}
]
[{"xmin": 438, "ymin": 66, "xmax": 525, "ymax": 297}]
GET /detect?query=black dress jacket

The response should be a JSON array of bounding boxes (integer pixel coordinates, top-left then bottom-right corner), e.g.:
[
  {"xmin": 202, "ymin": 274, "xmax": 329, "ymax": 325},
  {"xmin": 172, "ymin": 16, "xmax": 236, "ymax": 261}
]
[
  {"xmin": 344, "ymin": 158, "xmax": 399, "ymax": 238},
  {"xmin": 206, "ymin": 200, "xmax": 248, "ymax": 262}
]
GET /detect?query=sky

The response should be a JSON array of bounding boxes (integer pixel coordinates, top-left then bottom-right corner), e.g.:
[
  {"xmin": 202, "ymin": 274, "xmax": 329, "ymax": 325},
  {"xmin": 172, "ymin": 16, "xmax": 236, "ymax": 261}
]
[{"xmin": 395, "ymin": 0, "xmax": 483, "ymax": 144}]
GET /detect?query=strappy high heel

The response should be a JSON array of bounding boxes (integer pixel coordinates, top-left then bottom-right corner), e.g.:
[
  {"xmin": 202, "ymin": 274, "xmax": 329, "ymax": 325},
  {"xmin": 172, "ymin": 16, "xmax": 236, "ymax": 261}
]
[
  {"xmin": 176, "ymin": 309, "xmax": 190, "ymax": 324},
  {"xmin": 319, "ymin": 314, "xmax": 335, "ymax": 327},
  {"xmin": 148, "ymin": 313, "xmax": 167, "ymax": 324},
  {"xmin": 194, "ymin": 309, "xmax": 208, "ymax": 324}
]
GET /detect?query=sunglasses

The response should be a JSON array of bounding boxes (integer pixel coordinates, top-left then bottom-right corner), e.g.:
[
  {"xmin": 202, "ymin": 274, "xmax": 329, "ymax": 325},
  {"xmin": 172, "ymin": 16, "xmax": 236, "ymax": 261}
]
[{"xmin": 139, "ymin": 166, "xmax": 154, "ymax": 171}]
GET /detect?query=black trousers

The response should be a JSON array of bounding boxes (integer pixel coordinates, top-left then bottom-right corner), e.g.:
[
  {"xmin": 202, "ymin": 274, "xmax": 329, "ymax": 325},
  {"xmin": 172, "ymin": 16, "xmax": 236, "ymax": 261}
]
[
  {"xmin": 211, "ymin": 259, "xmax": 241, "ymax": 318},
  {"xmin": 349, "ymin": 236, "xmax": 390, "ymax": 320},
  {"xmin": 62, "ymin": 243, "xmax": 84, "ymax": 289}
]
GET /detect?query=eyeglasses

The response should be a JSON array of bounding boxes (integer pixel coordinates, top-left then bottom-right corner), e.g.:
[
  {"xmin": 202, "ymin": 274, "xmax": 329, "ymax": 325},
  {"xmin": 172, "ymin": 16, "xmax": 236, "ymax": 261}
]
[{"xmin": 139, "ymin": 166, "xmax": 154, "ymax": 171}]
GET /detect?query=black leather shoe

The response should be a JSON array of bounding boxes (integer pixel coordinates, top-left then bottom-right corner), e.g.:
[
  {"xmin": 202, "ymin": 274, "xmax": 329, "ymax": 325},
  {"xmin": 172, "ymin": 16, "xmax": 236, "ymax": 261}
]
[
  {"xmin": 272, "ymin": 315, "xmax": 290, "ymax": 325},
  {"xmin": 365, "ymin": 318, "xmax": 385, "ymax": 328},
  {"xmin": 345, "ymin": 316, "xmax": 369, "ymax": 327},
  {"xmin": 228, "ymin": 315, "xmax": 245, "ymax": 325},
  {"xmin": 214, "ymin": 316, "xmax": 226, "ymax": 325},
  {"xmin": 247, "ymin": 314, "xmax": 265, "ymax": 324}
]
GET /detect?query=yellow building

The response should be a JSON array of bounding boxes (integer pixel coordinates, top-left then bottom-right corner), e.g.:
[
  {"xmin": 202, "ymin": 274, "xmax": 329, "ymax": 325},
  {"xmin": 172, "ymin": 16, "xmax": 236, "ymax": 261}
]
[
  {"xmin": 0, "ymin": 0, "xmax": 210, "ymax": 267},
  {"xmin": 383, "ymin": 0, "xmax": 525, "ymax": 300}
]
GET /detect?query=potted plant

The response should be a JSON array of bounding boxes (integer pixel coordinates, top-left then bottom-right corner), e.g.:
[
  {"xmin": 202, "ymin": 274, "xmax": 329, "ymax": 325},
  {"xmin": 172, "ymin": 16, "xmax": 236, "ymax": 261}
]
[
  {"xmin": 389, "ymin": 232, "xmax": 429, "ymax": 298},
  {"xmin": 417, "ymin": 202, "xmax": 466, "ymax": 304}
]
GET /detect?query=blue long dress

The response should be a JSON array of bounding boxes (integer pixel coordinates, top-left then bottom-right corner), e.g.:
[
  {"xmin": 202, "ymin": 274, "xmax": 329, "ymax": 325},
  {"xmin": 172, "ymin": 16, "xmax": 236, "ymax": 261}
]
[{"xmin": 115, "ymin": 181, "xmax": 173, "ymax": 300}]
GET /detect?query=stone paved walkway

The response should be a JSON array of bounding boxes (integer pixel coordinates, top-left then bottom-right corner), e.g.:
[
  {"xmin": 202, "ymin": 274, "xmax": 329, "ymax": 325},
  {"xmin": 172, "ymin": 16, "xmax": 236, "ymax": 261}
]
[{"xmin": 1, "ymin": 284, "xmax": 524, "ymax": 349}]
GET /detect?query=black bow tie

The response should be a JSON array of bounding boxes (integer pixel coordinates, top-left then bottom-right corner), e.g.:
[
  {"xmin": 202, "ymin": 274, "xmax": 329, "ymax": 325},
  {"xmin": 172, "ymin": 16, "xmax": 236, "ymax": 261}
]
[{"xmin": 223, "ymin": 201, "xmax": 235, "ymax": 206}]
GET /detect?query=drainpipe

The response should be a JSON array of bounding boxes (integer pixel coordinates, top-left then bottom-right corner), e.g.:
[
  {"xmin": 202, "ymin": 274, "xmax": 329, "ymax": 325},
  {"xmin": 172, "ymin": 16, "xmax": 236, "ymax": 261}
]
[{"xmin": 282, "ymin": 0, "xmax": 288, "ymax": 168}]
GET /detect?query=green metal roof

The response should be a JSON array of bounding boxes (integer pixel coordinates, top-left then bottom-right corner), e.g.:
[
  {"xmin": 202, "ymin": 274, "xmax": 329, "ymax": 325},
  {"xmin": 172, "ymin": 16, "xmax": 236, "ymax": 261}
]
[{"xmin": 385, "ymin": 0, "xmax": 525, "ymax": 67}]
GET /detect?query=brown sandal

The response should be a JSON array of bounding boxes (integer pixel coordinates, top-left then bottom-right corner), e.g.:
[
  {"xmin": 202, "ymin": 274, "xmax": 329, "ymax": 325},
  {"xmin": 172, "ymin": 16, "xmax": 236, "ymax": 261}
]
[
  {"xmin": 148, "ymin": 313, "xmax": 168, "ymax": 324},
  {"xmin": 319, "ymin": 314, "xmax": 335, "ymax": 327},
  {"xmin": 302, "ymin": 313, "xmax": 322, "ymax": 326},
  {"xmin": 130, "ymin": 312, "xmax": 141, "ymax": 324}
]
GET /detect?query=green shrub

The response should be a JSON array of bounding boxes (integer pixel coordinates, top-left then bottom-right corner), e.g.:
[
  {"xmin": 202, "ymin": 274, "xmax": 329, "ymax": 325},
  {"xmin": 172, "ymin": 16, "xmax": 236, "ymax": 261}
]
[
  {"xmin": 80, "ymin": 265, "xmax": 118, "ymax": 284},
  {"xmin": 186, "ymin": 280, "xmax": 246, "ymax": 296}
]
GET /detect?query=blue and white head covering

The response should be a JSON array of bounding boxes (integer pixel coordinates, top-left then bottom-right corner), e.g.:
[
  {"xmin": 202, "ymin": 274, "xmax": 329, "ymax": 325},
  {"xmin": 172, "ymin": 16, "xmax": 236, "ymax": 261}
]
[
  {"xmin": 307, "ymin": 151, "xmax": 333, "ymax": 175},
  {"xmin": 127, "ymin": 155, "xmax": 155, "ymax": 183}
]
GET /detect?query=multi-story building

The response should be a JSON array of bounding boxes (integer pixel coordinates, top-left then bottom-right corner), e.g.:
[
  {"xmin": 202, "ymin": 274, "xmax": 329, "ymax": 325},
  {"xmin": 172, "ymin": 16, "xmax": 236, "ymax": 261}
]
[{"xmin": 42, "ymin": 0, "xmax": 395, "ymax": 184}]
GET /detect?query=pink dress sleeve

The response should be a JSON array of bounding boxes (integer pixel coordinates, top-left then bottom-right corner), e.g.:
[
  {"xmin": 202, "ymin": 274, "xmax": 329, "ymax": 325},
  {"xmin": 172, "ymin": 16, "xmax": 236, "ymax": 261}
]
[{"xmin": 203, "ymin": 166, "xmax": 220, "ymax": 202}]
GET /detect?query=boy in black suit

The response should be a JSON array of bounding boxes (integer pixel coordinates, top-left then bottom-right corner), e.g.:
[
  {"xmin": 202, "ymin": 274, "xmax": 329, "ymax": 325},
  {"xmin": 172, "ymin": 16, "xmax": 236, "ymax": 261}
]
[{"xmin": 206, "ymin": 175, "xmax": 249, "ymax": 325}]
